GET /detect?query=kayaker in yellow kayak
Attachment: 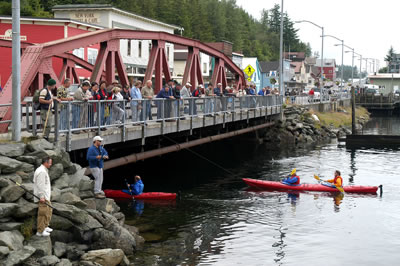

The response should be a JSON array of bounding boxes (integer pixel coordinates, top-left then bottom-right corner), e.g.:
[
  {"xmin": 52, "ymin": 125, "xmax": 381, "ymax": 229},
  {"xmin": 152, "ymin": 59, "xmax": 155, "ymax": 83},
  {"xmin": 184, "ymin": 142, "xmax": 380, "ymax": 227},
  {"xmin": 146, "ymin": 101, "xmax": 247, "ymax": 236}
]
[
  {"xmin": 282, "ymin": 169, "xmax": 300, "ymax": 185},
  {"xmin": 327, "ymin": 170, "xmax": 343, "ymax": 189}
]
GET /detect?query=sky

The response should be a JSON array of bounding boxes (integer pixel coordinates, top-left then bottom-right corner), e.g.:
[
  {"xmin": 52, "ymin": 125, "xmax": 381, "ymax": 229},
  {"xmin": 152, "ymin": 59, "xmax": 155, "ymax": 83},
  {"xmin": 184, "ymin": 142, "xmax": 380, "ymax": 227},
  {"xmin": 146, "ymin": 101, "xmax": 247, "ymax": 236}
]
[{"xmin": 235, "ymin": 0, "xmax": 396, "ymax": 73}]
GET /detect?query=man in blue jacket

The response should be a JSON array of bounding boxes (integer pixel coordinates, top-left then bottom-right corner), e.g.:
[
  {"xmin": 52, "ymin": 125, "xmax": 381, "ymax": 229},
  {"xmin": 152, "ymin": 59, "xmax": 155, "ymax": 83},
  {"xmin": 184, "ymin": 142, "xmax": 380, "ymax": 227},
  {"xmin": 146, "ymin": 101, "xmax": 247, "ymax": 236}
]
[
  {"xmin": 123, "ymin": 175, "xmax": 144, "ymax": 195},
  {"xmin": 87, "ymin": 136, "xmax": 109, "ymax": 198}
]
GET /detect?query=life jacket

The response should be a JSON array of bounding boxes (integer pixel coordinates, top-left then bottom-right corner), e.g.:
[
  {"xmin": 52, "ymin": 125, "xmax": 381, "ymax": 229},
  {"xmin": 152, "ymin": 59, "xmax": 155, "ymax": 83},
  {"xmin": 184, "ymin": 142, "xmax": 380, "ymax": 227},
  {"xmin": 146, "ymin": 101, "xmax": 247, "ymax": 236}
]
[
  {"xmin": 292, "ymin": 175, "xmax": 300, "ymax": 184},
  {"xmin": 333, "ymin": 176, "xmax": 343, "ymax": 187}
]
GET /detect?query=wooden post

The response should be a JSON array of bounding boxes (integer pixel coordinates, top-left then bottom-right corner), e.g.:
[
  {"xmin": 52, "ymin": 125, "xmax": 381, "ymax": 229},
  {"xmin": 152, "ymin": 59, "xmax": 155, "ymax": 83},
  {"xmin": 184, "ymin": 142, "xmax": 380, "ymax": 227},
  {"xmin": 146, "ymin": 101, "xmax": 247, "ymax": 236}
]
[{"xmin": 351, "ymin": 86, "xmax": 356, "ymax": 135}]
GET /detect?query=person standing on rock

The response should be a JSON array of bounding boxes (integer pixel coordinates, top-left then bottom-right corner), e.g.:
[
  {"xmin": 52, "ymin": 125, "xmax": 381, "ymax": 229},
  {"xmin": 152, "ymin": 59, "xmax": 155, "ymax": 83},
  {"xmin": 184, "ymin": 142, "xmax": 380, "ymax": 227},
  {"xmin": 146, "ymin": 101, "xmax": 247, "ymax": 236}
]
[
  {"xmin": 87, "ymin": 136, "xmax": 109, "ymax": 199},
  {"xmin": 33, "ymin": 157, "xmax": 53, "ymax": 237}
]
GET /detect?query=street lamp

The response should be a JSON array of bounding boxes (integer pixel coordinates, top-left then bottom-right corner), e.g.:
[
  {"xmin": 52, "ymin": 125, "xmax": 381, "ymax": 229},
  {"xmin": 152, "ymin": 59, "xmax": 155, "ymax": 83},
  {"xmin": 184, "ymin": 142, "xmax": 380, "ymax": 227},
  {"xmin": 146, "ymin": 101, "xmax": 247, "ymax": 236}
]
[
  {"xmin": 345, "ymin": 48, "xmax": 355, "ymax": 85},
  {"xmin": 324, "ymin": 34, "xmax": 344, "ymax": 92},
  {"xmin": 353, "ymin": 52, "xmax": 362, "ymax": 85},
  {"xmin": 279, "ymin": 0, "xmax": 284, "ymax": 96},
  {"xmin": 295, "ymin": 20, "xmax": 324, "ymax": 102}
]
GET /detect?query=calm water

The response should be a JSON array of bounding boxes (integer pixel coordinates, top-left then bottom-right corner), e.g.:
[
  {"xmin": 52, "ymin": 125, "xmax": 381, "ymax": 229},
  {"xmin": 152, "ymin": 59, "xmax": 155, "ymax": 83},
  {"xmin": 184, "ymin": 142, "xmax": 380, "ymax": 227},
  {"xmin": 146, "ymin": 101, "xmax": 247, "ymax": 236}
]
[{"xmin": 109, "ymin": 116, "xmax": 400, "ymax": 265}]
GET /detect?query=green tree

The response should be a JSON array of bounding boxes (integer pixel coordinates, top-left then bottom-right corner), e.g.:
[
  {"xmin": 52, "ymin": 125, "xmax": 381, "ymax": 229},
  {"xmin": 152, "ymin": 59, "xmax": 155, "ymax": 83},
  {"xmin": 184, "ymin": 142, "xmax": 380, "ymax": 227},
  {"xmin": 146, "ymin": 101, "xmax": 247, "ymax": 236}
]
[{"xmin": 384, "ymin": 46, "xmax": 395, "ymax": 73}]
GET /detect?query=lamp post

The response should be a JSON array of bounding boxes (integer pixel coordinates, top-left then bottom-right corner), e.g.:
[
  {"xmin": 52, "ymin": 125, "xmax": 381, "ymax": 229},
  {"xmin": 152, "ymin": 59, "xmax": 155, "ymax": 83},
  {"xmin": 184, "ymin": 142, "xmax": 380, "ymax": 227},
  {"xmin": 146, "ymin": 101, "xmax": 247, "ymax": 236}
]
[
  {"xmin": 294, "ymin": 20, "xmax": 324, "ymax": 102},
  {"xmin": 11, "ymin": 0, "xmax": 21, "ymax": 141},
  {"xmin": 353, "ymin": 52, "xmax": 362, "ymax": 85},
  {"xmin": 324, "ymin": 35, "xmax": 344, "ymax": 93},
  {"xmin": 279, "ymin": 0, "xmax": 284, "ymax": 96},
  {"xmin": 344, "ymin": 46, "xmax": 355, "ymax": 85}
]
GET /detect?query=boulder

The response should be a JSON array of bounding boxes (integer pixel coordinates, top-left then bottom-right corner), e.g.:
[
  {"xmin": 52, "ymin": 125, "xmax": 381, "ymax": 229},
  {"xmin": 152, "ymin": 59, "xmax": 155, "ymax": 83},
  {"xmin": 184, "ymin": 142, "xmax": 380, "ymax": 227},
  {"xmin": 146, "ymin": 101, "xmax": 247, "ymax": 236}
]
[
  {"xmin": 49, "ymin": 230, "xmax": 74, "ymax": 244},
  {"xmin": 91, "ymin": 226, "xmax": 136, "ymax": 255},
  {"xmin": 0, "ymin": 184, "xmax": 25, "ymax": 202},
  {"xmin": 79, "ymin": 261, "xmax": 102, "ymax": 266},
  {"xmin": 0, "ymin": 203, "xmax": 18, "ymax": 218},
  {"xmin": 17, "ymin": 171, "xmax": 34, "ymax": 183},
  {"xmin": 64, "ymin": 164, "xmax": 79, "ymax": 175},
  {"xmin": 94, "ymin": 198, "xmax": 120, "ymax": 214},
  {"xmin": 38, "ymin": 255, "xmax": 60, "ymax": 266},
  {"xmin": 52, "ymin": 202, "xmax": 90, "ymax": 224},
  {"xmin": 49, "ymin": 215, "xmax": 74, "ymax": 231},
  {"xmin": 55, "ymin": 258, "xmax": 72, "ymax": 266},
  {"xmin": 59, "ymin": 192, "xmax": 82, "ymax": 206},
  {"xmin": 27, "ymin": 139, "xmax": 54, "ymax": 151},
  {"xmin": 80, "ymin": 190, "xmax": 95, "ymax": 200},
  {"xmin": 83, "ymin": 198, "xmax": 96, "ymax": 210},
  {"xmin": 0, "ymin": 222, "xmax": 22, "ymax": 231},
  {"xmin": 20, "ymin": 163, "xmax": 34, "ymax": 173},
  {"xmin": 0, "ymin": 246, "xmax": 10, "ymax": 259},
  {"xmin": 0, "ymin": 174, "xmax": 22, "ymax": 185},
  {"xmin": 13, "ymin": 197, "xmax": 37, "ymax": 218},
  {"xmin": 74, "ymin": 213, "xmax": 102, "ymax": 232},
  {"xmin": 53, "ymin": 174, "xmax": 70, "ymax": 190},
  {"xmin": 59, "ymin": 151, "xmax": 71, "ymax": 169},
  {"xmin": 51, "ymin": 188, "xmax": 61, "ymax": 202},
  {"xmin": 16, "ymin": 155, "xmax": 37, "ymax": 165},
  {"xmin": 124, "ymin": 224, "xmax": 145, "ymax": 249},
  {"xmin": 0, "ymin": 156, "xmax": 22, "ymax": 174},
  {"xmin": 113, "ymin": 212, "xmax": 125, "ymax": 225},
  {"xmin": 49, "ymin": 163, "xmax": 64, "ymax": 182},
  {"xmin": 26, "ymin": 234, "xmax": 52, "ymax": 256},
  {"xmin": 65, "ymin": 245, "xmax": 85, "ymax": 261},
  {"xmin": 80, "ymin": 249, "xmax": 125, "ymax": 266},
  {"xmin": 21, "ymin": 183, "xmax": 34, "ymax": 201},
  {"xmin": 0, "ymin": 143, "xmax": 25, "ymax": 157},
  {"xmin": 79, "ymin": 179, "xmax": 94, "ymax": 191},
  {"xmin": 4, "ymin": 246, "xmax": 36, "ymax": 266},
  {"xmin": 67, "ymin": 168, "xmax": 88, "ymax": 188},
  {"xmin": 0, "ymin": 178, "xmax": 11, "ymax": 188},
  {"xmin": 0, "ymin": 230, "xmax": 24, "ymax": 251}
]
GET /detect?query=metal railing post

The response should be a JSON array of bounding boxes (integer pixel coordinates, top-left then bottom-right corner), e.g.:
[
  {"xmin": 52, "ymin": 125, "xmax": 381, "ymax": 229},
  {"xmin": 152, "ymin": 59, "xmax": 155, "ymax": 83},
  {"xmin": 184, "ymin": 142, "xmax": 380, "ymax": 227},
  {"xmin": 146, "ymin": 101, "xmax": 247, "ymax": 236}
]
[
  {"xmin": 32, "ymin": 105, "xmax": 37, "ymax": 136},
  {"xmin": 54, "ymin": 101, "xmax": 59, "ymax": 142},
  {"xmin": 161, "ymin": 99, "xmax": 165, "ymax": 135},
  {"xmin": 97, "ymin": 100, "xmax": 101, "ymax": 135},
  {"xmin": 25, "ymin": 103, "xmax": 29, "ymax": 132},
  {"xmin": 66, "ymin": 101, "xmax": 71, "ymax": 152}
]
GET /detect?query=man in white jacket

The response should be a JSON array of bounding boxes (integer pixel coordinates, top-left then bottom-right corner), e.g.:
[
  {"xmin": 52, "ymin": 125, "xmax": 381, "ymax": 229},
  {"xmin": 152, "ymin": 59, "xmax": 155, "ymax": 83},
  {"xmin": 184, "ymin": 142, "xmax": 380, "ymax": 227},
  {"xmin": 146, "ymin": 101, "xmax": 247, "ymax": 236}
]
[{"xmin": 33, "ymin": 157, "xmax": 53, "ymax": 237}]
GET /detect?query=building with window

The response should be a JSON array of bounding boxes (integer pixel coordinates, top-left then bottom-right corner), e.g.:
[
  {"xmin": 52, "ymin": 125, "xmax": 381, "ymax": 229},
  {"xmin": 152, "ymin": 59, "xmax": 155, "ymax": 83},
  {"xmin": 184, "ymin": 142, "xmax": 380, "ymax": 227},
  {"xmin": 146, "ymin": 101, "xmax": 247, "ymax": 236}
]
[
  {"xmin": 388, "ymin": 53, "xmax": 400, "ymax": 73},
  {"xmin": 0, "ymin": 16, "xmax": 102, "ymax": 88},
  {"xmin": 316, "ymin": 59, "xmax": 336, "ymax": 81},
  {"xmin": 259, "ymin": 60, "xmax": 295, "ymax": 89},
  {"xmin": 53, "ymin": 4, "xmax": 183, "ymax": 82}
]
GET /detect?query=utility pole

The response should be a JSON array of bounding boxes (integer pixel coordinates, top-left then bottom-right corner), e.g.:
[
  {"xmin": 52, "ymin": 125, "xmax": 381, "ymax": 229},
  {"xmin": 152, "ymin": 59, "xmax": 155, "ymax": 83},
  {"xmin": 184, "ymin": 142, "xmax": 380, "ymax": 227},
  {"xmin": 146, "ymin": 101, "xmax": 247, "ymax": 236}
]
[
  {"xmin": 279, "ymin": 0, "xmax": 284, "ymax": 96},
  {"xmin": 11, "ymin": 0, "xmax": 21, "ymax": 141}
]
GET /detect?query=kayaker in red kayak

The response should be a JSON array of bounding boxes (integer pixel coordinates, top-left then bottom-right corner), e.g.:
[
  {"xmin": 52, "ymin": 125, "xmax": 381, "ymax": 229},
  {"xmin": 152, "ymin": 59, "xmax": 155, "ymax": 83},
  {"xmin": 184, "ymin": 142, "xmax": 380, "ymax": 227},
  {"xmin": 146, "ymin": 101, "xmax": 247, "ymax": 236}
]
[
  {"xmin": 326, "ymin": 170, "xmax": 343, "ymax": 189},
  {"xmin": 282, "ymin": 169, "xmax": 300, "ymax": 186},
  {"xmin": 123, "ymin": 175, "xmax": 144, "ymax": 195}
]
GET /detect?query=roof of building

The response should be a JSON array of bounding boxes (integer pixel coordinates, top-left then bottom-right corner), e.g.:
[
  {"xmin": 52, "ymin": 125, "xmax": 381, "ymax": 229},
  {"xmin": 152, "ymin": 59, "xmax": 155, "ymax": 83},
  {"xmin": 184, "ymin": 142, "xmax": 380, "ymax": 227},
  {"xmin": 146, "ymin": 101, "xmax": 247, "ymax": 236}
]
[
  {"xmin": 0, "ymin": 15, "xmax": 104, "ymax": 29},
  {"xmin": 291, "ymin": 61, "xmax": 304, "ymax": 73},
  {"xmin": 232, "ymin": 51, "xmax": 244, "ymax": 57},
  {"xmin": 305, "ymin": 57, "xmax": 317, "ymax": 65},
  {"xmin": 52, "ymin": 4, "xmax": 182, "ymax": 31},
  {"xmin": 369, "ymin": 74, "xmax": 400, "ymax": 79},
  {"xmin": 259, "ymin": 61, "xmax": 279, "ymax": 73},
  {"xmin": 316, "ymin": 59, "xmax": 336, "ymax": 67}
]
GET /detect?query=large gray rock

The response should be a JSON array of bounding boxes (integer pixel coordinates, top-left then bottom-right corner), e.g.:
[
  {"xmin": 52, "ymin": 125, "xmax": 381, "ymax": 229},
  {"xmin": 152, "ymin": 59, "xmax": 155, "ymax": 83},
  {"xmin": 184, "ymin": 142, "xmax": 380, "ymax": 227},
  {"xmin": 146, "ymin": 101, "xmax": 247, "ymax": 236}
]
[
  {"xmin": 51, "ymin": 187, "xmax": 61, "ymax": 202},
  {"xmin": 52, "ymin": 202, "xmax": 90, "ymax": 224},
  {"xmin": 13, "ymin": 197, "xmax": 37, "ymax": 218},
  {"xmin": 79, "ymin": 261, "xmax": 102, "ymax": 266},
  {"xmin": 0, "ymin": 184, "xmax": 25, "ymax": 202},
  {"xmin": 4, "ymin": 246, "xmax": 35, "ymax": 266},
  {"xmin": 53, "ymin": 241, "xmax": 67, "ymax": 257},
  {"xmin": 27, "ymin": 139, "xmax": 54, "ymax": 152},
  {"xmin": 67, "ymin": 168, "xmax": 87, "ymax": 188},
  {"xmin": 55, "ymin": 258, "xmax": 72, "ymax": 266},
  {"xmin": 0, "ymin": 178, "xmax": 11, "ymax": 188},
  {"xmin": 79, "ymin": 179, "xmax": 94, "ymax": 191},
  {"xmin": 59, "ymin": 192, "xmax": 82, "ymax": 206},
  {"xmin": 65, "ymin": 245, "xmax": 84, "ymax": 261},
  {"xmin": 0, "ymin": 222, "xmax": 22, "ymax": 231},
  {"xmin": 83, "ymin": 198, "xmax": 96, "ymax": 210},
  {"xmin": 0, "ymin": 156, "xmax": 22, "ymax": 174},
  {"xmin": 21, "ymin": 183, "xmax": 34, "ymax": 201},
  {"xmin": 124, "ymin": 224, "xmax": 145, "ymax": 249},
  {"xmin": 81, "ymin": 249, "xmax": 125, "ymax": 266},
  {"xmin": 49, "ymin": 230, "xmax": 74, "ymax": 244},
  {"xmin": 49, "ymin": 163, "xmax": 64, "ymax": 182},
  {"xmin": 0, "ymin": 246, "xmax": 10, "ymax": 259},
  {"xmin": 80, "ymin": 190, "xmax": 95, "ymax": 200},
  {"xmin": 0, "ymin": 203, "xmax": 18, "ymax": 218},
  {"xmin": 38, "ymin": 255, "xmax": 60, "ymax": 266},
  {"xmin": 17, "ymin": 171, "xmax": 34, "ymax": 183},
  {"xmin": 20, "ymin": 162, "xmax": 34, "ymax": 173},
  {"xmin": 59, "ymin": 151, "xmax": 71, "ymax": 169},
  {"xmin": 0, "ymin": 143, "xmax": 25, "ymax": 157},
  {"xmin": 0, "ymin": 230, "xmax": 24, "ymax": 251},
  {"xmin": 94, "ymin": 198, "xmax": 120, "ymax": 214},
  {"xmin": 49, "ymin": 215, "xmax": 74, "ymax": 231},
  {"xmin": 74, "ymin": 213, "xmax": 102, "ymax": 231},
  {"xmin": 16, "ymin": 155, "xmax": 37, "ymax": 165},
  {"xmin": 91, "ymin": 226, "xmax": 136, "ymax": 255},
  {"xmin": 53, "ymin": 174, "xmax": 69, "ymax": 190},
  {"xmin": 26, "ymin": 234, "xmax": 52, "ymax": 256},
  {"xmin": 64, "ymin": 164, "xmax": 79, "ymax": 175}
]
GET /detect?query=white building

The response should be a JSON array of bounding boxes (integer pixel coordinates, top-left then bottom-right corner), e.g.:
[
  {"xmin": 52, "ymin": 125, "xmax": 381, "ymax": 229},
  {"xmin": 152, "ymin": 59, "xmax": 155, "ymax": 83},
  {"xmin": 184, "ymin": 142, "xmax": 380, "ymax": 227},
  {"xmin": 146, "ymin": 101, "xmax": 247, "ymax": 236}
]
[
  {"xmin": 173, "ymin": 45, "xmax": 210, "ymax": 83},
  {"xmin": 53, "ymin": 4, "xmax": 183, "ymax": 81}
]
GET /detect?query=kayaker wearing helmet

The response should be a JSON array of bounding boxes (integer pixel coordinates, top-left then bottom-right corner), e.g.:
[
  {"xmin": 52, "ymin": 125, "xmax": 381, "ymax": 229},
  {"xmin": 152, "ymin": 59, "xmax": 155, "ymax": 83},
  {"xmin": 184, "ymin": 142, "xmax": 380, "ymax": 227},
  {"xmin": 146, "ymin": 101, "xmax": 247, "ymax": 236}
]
[
  {"xmin": 123, "ymin": 175, "xmax": 144, "ymax": 195},
  {"xmin": 282, "ymin": 169, "xmax": 300, "ymax": 185},
  {"xmin": 327, "ymin": 170, "xmax": 343, "ymax": 188}
]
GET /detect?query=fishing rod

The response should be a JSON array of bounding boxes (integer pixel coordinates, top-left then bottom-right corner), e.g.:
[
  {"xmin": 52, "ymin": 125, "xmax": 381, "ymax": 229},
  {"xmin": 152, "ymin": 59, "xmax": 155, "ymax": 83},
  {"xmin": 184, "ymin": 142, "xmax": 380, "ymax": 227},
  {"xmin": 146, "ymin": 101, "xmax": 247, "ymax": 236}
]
[{"xmin": 8, "ymin": 179, "xmax": 54, "ymax": 209}]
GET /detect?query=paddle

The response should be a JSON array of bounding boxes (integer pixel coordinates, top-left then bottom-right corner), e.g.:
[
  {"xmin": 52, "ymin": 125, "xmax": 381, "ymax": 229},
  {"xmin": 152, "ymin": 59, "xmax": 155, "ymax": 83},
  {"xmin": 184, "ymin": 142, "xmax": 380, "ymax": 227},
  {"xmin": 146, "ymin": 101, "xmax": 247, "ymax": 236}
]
[
  {"xmin": 314, "ymin": 174, "xmax": 344, "ymax": 193},
  {"xmin": 124, "ymin": 178, "xmax": 136, "ymax": 201}
]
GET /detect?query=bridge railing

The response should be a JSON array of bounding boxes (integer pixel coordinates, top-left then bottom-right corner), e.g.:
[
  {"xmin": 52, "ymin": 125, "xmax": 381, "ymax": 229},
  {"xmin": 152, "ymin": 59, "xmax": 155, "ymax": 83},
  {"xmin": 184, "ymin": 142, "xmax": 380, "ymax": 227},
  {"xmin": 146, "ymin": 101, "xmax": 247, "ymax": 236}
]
[{"xmin": 23, "ymin": 95, "xmax": 282, "ymax": 142}]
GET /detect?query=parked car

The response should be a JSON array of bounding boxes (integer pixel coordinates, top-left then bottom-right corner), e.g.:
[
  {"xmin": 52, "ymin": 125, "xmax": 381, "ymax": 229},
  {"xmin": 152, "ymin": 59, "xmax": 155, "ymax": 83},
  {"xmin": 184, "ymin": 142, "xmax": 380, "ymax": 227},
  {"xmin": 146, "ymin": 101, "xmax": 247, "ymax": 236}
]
[{"xmin": 365, "ymin": 88, "xmax": 380, "ymax": 96}]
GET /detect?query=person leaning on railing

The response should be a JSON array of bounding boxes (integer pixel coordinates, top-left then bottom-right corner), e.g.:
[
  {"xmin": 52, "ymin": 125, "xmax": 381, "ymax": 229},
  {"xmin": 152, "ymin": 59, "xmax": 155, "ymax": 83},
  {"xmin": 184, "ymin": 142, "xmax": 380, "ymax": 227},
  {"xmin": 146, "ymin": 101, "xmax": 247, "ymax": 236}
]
[
  {"xmin": 130, "ymin": 80, "xmax": 142, "ymax": 122},
  {"xmin": 141, "ymin": 80, "xmax": 154, "ymax": 121},
  {"xmin": 39, "ymin": 79, "xmax": 60, "ymax": 141},
  {"xmin": 73, "ymin": 80, "xmax": 92, "ymax": 133},
  {"xmin": 111, "ymin": 86, "xmax": 125, "ymax": 124}
]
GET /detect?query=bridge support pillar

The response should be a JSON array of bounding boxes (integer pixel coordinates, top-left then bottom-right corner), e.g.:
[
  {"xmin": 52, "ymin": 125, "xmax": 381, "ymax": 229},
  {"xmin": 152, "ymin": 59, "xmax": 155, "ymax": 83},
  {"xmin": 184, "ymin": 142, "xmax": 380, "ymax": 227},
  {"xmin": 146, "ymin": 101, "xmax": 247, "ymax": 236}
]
[
  {"xmin": 182, "ymin": 47, "xmax": 203, "ymax": 88},
  {"xmin": 144, "ymin": 40, "xmax": 171, "ymax": 93}
]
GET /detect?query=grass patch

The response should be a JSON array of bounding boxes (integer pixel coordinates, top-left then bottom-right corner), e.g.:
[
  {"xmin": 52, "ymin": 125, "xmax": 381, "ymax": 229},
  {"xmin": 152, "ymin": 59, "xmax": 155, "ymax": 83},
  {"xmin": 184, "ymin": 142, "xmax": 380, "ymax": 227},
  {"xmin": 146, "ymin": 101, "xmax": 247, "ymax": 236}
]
[
  {"xmin": 20, "ymin": 217, "xmax": 35, "ymax": 240},
  {"xmin": 309, "ymin": 107, "xmax": 369, "ymax": 128}
]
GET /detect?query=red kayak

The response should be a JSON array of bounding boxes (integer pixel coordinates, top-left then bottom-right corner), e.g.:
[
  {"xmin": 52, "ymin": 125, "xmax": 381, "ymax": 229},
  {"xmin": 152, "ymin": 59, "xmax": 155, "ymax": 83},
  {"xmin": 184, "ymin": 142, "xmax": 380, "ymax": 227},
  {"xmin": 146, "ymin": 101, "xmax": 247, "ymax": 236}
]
[
  {"xmin": 104, "ymin": 190, "xmax": 177, "ymax": 200},
  {"xmin": 242, "ymin": 178, "xmax": 380, "ymax": 194}
]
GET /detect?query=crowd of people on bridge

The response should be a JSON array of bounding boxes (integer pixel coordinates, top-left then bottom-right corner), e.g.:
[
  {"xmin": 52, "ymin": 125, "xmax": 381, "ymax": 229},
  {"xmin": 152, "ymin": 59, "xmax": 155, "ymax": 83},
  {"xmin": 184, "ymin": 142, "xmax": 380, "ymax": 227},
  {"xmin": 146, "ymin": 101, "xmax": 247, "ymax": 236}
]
[{"xmin": 38, "ymin": 78, "xmax": 281, "ymax": 140}]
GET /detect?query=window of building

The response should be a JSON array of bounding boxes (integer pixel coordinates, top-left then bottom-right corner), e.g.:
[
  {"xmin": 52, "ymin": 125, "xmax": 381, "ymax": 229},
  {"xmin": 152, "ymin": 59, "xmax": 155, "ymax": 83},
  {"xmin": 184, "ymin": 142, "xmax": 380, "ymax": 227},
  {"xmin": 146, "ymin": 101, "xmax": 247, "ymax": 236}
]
[
  {"xmin": 87, "ymin": 48, "xmax": 98, "ymax": 65},
  {"xmin": 138, "ymin": 41, "xmax": 142, "ymax": 58},
  {"xmin": 329, "ymin": 70, "xmax": 332, "ymax": 73},
  {"xmin": 127, "ymin": 40, "xmax": 131, "ymax": 56},
  {"xmin": 166, "ymin": 46, "xmax": 170, "ymax": 61},
  {"xmin": 149, "ymin": 42, "xmax": 152, "ymax": 56},
  {"xmin": 203, "ymin": 62, "xmax": 207, "ymax": 74},
  {"xmin": 73, "ymin": 48, "xmax": 84, "ymax": 59}
]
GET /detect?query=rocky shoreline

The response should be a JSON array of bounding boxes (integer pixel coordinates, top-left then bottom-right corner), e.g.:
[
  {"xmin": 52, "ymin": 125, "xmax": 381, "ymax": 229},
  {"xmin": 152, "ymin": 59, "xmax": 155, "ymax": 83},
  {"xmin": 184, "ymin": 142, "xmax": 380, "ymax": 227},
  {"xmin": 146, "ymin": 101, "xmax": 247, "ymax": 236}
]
[
  {"xmin": 264, "ymin": 105, "xmax": 369, "ymax": 145},
  {"xmin": 0, "ymin": 139, "xmax": 143, "ymax": 266}
]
